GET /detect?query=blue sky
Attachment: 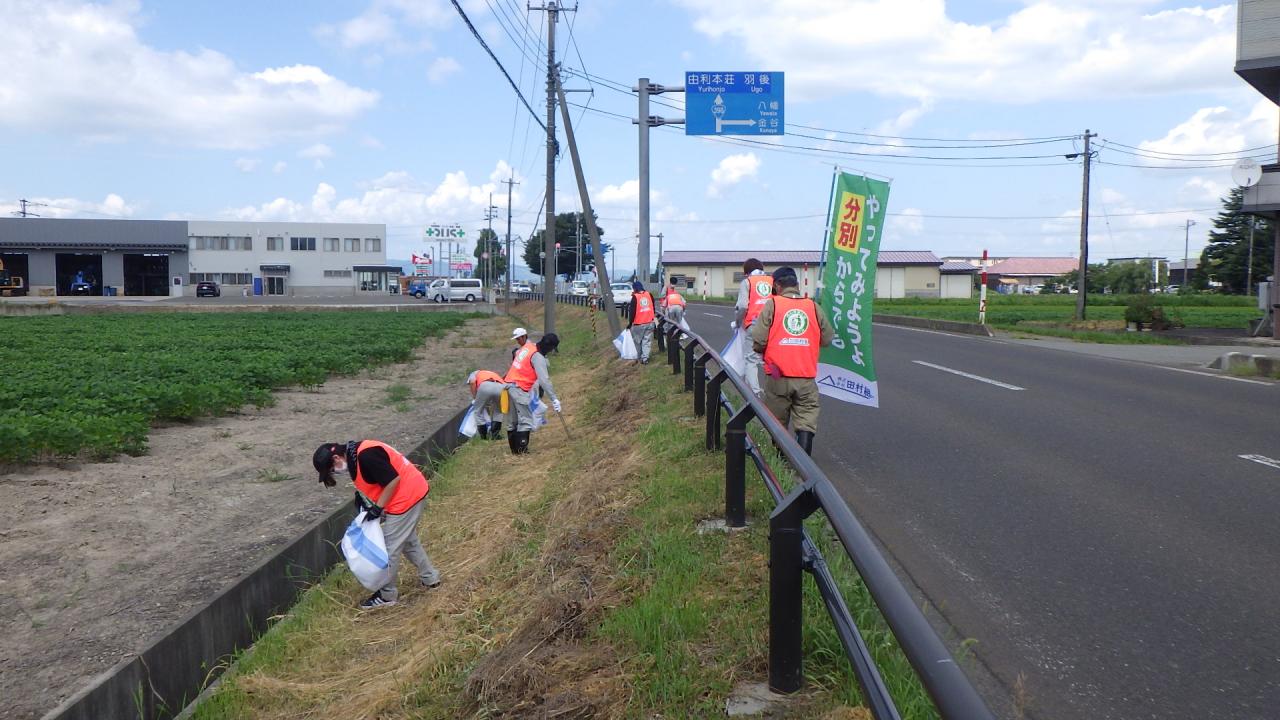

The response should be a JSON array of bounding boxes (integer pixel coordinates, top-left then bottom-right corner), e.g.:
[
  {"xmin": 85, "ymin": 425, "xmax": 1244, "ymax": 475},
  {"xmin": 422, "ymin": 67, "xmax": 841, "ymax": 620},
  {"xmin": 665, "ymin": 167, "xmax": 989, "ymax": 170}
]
[{"xmin": 0, "ymin": 0, "xmax": 1272, "ymax": 277}]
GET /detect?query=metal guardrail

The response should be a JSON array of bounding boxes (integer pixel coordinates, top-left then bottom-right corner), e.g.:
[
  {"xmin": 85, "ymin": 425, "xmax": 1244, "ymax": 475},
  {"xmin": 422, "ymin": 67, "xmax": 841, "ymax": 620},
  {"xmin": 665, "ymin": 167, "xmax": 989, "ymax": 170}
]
[{"xmin": 516, "ymin": 292, "xmax": 994, "ymax": 719}]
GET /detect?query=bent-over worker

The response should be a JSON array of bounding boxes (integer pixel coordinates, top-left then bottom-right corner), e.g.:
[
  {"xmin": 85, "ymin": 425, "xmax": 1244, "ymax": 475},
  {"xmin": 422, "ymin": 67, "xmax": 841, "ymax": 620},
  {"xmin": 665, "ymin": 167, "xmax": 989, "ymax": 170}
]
[
  {"xmin": 313, "ymin": 440, "xmax": 441, "ymax": 609},
  {"xmin": 735, "ymin": 258, "xmax": 772, "ymax": 396},
  {"xmin": 503, "ymin": 333, "xmax": 561, "ymax": 454},
  {"xmin": 749, "ymin": 266, "xmax": 833, "ymax": 455},
  {"xmin": 661, "ymin": 285, "xmax": 686, "ymax": 326},
  {"xmin": 466, "ymin": 369, "xmax": 506, "ymax": 439},
  {"xmin": 627, "ymin": 281, "xmax": 656, "ymax": 365}
]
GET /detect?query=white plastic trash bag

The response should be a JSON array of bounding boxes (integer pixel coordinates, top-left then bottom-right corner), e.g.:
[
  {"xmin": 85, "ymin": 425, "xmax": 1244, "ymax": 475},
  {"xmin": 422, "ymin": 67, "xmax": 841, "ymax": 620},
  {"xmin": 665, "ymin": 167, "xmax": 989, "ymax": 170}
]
[
  {"xmin": 341, "ymin": 511, "xmax": 393, "ymax": 590},
  {"xmin": 678, "ymin": 317, "xmax": 691, "ymax": 332},
  {"xmin": 459, "ymin": 405, "xmax": 480, "ymax": 437},
  {"xmin": 720, "ymin": 329, "xmax": 747, "ymax": 377},
  {"xmin": 613, "ymin": 330, "xmax": 639, "ymax": 360},
  {"xmin": 529, "ymin": 390, "xmax": 549, "ymax": 431}
]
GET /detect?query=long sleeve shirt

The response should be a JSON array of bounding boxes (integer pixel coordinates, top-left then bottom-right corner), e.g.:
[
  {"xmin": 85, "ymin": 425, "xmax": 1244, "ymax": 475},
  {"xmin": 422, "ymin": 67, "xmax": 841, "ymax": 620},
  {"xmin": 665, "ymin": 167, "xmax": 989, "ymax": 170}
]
[
  {"xmin": 749, "ymin": 288, "xmax": 834, "ymax": 354},
  {"xmin": 734, "ymin": 269, "xmax": 766, "ymax": 326},
  {"xmin": 531, "ymin": 352, "xmax": 558, "ymax": 403}
]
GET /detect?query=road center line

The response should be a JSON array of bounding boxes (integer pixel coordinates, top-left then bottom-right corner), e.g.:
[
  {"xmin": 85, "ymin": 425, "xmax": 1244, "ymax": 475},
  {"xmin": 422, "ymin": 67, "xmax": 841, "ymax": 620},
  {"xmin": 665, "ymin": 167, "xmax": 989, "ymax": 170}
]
[
  {"xmin": 1154, "ymin": 365, "xmax": 1273, "ymax": 386},
  {"xmin": 700, "ymin": 310, "xmax": 725, "ymax": 318},
  {"xmin": 1239, "ymin": 454, "xmax": 1280, "ymax": 470},
  {"xmin": 912, "ymin": 361, "xmax": 1025, "ymax": 390}
]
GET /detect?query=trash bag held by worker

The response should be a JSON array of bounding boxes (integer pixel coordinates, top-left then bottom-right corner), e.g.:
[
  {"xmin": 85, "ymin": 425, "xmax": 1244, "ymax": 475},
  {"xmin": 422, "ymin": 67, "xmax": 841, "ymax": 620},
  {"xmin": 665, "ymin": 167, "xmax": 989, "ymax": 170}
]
[
  {"xmin": 678, "ymin": 316, "xmax": 691, "ymax": 332},
  {"xmin": 341, "ymin": 511, "xmax": 393, "ymax": 590},
  {"xmin": 459, "ymin": 405, "xmax": 480, "ymax": 438},
  {"xmin": 613, "ymin": 330, "xmax": 639, "ymax": 360},
  {"xmin": 720, "ymin": 328, "xmax": 747, "ymax": 378},
  {"xmin": 528, "ymin": 389, "xmax": 549, "ymax": 432}
]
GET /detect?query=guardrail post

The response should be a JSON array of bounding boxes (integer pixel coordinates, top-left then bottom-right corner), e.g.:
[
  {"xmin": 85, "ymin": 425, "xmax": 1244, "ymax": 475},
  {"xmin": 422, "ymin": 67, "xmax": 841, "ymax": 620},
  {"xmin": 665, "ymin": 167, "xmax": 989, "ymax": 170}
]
[
  {"xmin": 669, "ymin": 327, "xmax": 681, "ymax": 375},
  {"xmin": 656, "ymin": 319, "xmax": 667, "ymax": 352},
  {"xmin": 725, "ymin": 403, "xmax": 756, "ymax": 527},
  {"xmin": 769, "ymin": 485, "xmax": 819, "ymax": 694},
  {"xmin": 693, "ymin": 351, "xmax": 709, "ymax": 416},
  {"xmin": 706, "ymin": 368, "xmax": 727, "ymax": 450},
  {"xmin": 683, "ymin": 341, "xmax": 696, "ymax": 392}
]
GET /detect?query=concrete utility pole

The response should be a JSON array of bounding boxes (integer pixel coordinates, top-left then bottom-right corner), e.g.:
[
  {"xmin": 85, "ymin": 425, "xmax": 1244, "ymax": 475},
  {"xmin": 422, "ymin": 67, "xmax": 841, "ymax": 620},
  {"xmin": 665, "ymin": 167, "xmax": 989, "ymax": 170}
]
[
  {"xmin": 1071, "ymin": 130, "xmax": 1097, "ymax": 320},
  {"xmin": 555, "ymin": 73, "xmax": 622, "ymax": 338},
  {"xmin": 1182, "ymin": 219, "xmax": 1196, "ymax": 291},
  {"xmin": 533, "ymin": 1, "xmax": 561, "ymax": 332},
  {"xmin": 484, "ymin": 194, "xmax": 498, "ymax": 289},
  {"xmin": 504, "ymin": 173, "xmax": 519, "ymax": 313},
  {"xmin": 634, "ymin": 79, "xmax": 685, "ymax": 290},
  {"xmin": 10, "ymin": 199, "xmax": 46, "ymax": 218}
]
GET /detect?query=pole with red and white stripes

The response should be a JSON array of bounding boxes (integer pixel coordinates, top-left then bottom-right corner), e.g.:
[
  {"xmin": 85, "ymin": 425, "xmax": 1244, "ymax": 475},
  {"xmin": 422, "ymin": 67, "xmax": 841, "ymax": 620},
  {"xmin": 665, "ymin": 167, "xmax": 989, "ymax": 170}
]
[
  {"xmin": 979, "ymin": 249, "xmax": 988, "ymax": 324},
  {"xmin": 803, "ymin": 263, "xmax": 809, "ymax": 298}
]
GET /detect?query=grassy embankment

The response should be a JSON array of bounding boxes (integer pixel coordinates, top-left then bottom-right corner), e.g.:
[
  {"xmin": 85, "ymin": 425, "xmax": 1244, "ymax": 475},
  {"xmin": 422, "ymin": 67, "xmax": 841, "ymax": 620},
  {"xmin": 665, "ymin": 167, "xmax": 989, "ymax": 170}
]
[
  {"xmin": 0, "ymin": 311, "xmax": 473, "ymax": 462},
  {"xmin": 190, "ymin": 304, "xmax": 949, "ymax": 720}
]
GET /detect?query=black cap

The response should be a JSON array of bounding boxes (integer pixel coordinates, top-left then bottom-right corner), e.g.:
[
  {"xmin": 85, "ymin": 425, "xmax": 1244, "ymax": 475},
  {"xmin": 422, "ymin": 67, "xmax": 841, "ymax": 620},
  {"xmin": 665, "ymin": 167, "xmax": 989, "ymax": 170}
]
[
  {"xmin": 313, "ymin": 443, "xmax": 341, "ymax": 487},
  {"xmin": 772, "ymin": 266, "xmax": 798, "ymax": 287},
  {"xmin": 537, "ymin": 333, "xmax": 560, "ymax": 355}
]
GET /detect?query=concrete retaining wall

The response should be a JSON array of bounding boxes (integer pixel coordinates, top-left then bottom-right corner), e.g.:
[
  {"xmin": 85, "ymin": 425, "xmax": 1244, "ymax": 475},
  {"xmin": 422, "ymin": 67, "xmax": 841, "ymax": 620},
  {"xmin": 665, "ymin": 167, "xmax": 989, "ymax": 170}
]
[
  {"xmin": 873, "ymin": 313, "xmax": 993, "ymax": 337},
  {"xmin": 44, "ymin": 406, "xmax": 470, "ymax": 720}
]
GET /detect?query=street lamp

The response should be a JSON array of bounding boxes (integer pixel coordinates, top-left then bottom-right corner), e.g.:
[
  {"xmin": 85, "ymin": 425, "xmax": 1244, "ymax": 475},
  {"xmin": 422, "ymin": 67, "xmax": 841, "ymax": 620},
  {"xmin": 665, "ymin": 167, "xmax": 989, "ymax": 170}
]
[{"xmin": 1183, "ymin": 219, "xmax": 1196, "ymax": 292}]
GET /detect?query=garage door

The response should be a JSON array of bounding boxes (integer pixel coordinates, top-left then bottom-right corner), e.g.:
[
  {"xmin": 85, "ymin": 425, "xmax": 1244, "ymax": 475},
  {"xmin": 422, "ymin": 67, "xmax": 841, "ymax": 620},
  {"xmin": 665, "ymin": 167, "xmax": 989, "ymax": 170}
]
[
  {"xmin": 941, "ymin": 274, "xmax": 972, "ymax": 298},
  {"xmin": 876, "ymin": 267, "xmax": 905, "ymax": 298}
]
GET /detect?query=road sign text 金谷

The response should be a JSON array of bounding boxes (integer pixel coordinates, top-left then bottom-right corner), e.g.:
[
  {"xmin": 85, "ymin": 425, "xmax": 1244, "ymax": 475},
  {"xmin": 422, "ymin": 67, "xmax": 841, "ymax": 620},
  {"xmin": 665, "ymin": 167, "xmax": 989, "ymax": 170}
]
[{"xmin": 685, "ymin": 72, "xmax": 785, "ymax": 136}]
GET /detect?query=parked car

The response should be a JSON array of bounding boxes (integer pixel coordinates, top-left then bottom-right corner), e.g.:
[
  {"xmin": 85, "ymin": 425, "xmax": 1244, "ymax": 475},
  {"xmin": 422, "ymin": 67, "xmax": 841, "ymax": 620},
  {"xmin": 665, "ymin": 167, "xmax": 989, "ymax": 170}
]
[
  {"xmin": 427, "ymin": 278, "xmax": 483, "ymax": 302},
  {"xmin": 407, "ymin": 278, "xmax": 430, "ymax": 298},
  {"xmin": 609, "ymin": 282, "xmax": 633, "ymax": 307},
  {"xmin": 511, "ymin": 281, "xmax": 533, "ymax": 294},
  {"xmin": 196, "ymin": 281, "xmax": 221, "ymax": 298},
  {"xmin": 570, "ymin": 280, "xmax": 590, "ymax": 296}
]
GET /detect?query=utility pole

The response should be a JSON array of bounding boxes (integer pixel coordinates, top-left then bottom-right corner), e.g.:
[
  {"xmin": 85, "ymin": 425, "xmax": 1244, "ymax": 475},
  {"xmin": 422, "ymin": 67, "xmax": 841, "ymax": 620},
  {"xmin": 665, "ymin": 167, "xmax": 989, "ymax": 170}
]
[
  {"xmin": 634, "ymin": 78, "xmax": 685, "ymax": 290},
  {"xmin": 532, "ymin": 1, "xmax": 563, "ymax": 332},
  {"xmin": 1246, "ymin": 215, "xmax": 1255, "ymax": 297},
  {"xmin": 504, "ymin": 174, "xmax": 519, "ymax": 313},
  {"xmin": 484, "ymin": 194, "xmax": 499, "ymax": 291},
  {"xmin": 1070, "ymin": 130, "xmax": 1096, "ymax": 320},
  {"xmin": 11, "ymin": 199, "xmax": 46, "ymax": 218},
  {"xmin": 656, "ymin": 232, "xmax": 664, "ymax": 287},
  {"xmin": 1183, "ymin": 219, "xmax": 1196, "ymax": 291},
  {"xmin": 576, "ymin": 214, "xmax": 582, "ymax": 280}
]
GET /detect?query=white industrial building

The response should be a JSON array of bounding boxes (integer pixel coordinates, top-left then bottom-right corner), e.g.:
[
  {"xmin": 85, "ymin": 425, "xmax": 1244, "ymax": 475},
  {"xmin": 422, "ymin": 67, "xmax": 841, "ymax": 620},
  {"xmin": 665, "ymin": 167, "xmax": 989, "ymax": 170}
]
[{"xmin": 186, "ymin": 221, "xmax": 398, "ymax": 296}]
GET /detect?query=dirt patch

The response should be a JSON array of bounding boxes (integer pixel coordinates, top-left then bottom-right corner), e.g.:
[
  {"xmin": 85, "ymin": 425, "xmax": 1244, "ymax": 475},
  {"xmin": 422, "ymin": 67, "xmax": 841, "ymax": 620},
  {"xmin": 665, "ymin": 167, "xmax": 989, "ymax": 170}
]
[{"xmin": 0, "ymin": 315, "xmax": 514, "ymax": 720}]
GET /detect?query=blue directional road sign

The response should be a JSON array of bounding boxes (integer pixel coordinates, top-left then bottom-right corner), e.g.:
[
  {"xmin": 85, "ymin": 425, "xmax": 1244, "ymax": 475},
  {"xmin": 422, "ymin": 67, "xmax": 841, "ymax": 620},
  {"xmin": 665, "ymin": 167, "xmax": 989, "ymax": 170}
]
[{"xmin": 685, "ymin": 72, "xmax": 784, "ymax": 136}]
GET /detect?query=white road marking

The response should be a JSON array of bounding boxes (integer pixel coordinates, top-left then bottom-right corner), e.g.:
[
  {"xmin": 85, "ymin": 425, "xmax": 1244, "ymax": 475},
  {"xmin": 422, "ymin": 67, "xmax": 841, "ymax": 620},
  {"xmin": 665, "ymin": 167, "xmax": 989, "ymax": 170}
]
[
  {"xmin": 1239, "ymin": 454, "xmax": 1280, "ymax": 470},
  {"xmin": 1154, "ymin": 365, "xmax": 1273, "ymax": 386},
  {"xmin": 912, "ymin": 361, "xmax": 1025, "ymax": 390},
  {"xmin": 700, "ymin": 310, "xmax": 725, "ymax": 318},
  {"xmin": 874, "ymin": 322, "xmax": 1006, "ymax": 344}
]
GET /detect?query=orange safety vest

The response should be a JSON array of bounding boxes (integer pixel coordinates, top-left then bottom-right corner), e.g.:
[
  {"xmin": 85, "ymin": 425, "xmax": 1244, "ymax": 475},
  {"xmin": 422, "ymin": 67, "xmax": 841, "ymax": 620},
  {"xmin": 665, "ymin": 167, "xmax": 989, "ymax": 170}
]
[
  {"xmin": 470, "ymin": 370, "xmax": 503, "ymax": 393},
  {"xmin": 742, "ymin": 274, "xmax": 773, "ymax": 328},
  {"xmin": 763, "ymin": 296, "xmax": 821, "ymax": 379},
  {"xmin": 504, "ymin": 343, "xmax": 540, "ymax": 391},
  {"xmin": 353, "ymin": 440, "xmax": 429, "ymax": 515},
  {"xmin": 664, "ymin": 291, "xmax": 686, "ymax": 308},
  {"xmin": 633, "ymin": 290, "xmax": 655, "ymax": 324}
]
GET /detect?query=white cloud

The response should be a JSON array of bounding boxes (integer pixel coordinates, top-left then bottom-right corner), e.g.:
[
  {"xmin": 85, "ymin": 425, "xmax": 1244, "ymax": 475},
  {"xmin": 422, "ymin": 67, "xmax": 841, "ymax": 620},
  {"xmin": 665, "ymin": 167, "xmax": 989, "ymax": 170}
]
[
  {"xmin": 299, "ymin": 143, "xmax": 334, "ymax": 169},
  {"xmin": 0, "ymin": 193, "xmax": 136, "ymax": 219},
  {"xmin": 0, "ymin": 2, "xmax": 378, "ymax": 149},
  {"xmin": 427, "ymin": 56, "xmax": 462, "ymax": 84},
  {"xmin": 707, "ymin": 153, "xmax": 760, "ymax": 197},
  {"xmin": 889, "ymin": 207, "xmax": 925, "ymax": 236},
  {"xmin": 273, "ymin": 161, "xmax": 288, "ymax": 174},
  {"xmin": 315, "ymin": 0, "xmax": 453, "ymax": 52},
  {"xmin": 1137, "ymin": 98, "xmax": 1278, "ymax": 158},
  {"xmin": 360, "ymin": 135, "xmax": 386, "ymax": 150},
  {"xmin": 1180, "ymin": 176, "xmax": 1230, "ymax": 203},
  {"xmin": 234, "ymin": 158, "xmax": 260, "ymax": 173},
  {"xmin": 674, "ymin": 0, "xmax": 1236, "ymax": 103}
]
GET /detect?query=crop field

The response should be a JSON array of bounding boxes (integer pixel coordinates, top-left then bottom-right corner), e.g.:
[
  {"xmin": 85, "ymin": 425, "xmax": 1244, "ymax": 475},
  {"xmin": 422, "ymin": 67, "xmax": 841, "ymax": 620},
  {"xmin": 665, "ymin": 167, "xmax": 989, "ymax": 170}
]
[
  {"xmin": 877, "ymin": 294, "xmax": 1261, "ymax": 330},
  {"xmin": 0, "ymin": 311, "xmax": 469, "ymax": 463}
]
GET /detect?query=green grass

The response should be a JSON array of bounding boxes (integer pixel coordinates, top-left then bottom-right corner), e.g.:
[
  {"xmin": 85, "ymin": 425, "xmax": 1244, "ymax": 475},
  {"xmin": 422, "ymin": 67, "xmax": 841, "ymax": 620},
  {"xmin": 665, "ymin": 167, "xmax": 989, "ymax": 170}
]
[
  {"xmin": 383, "ymin": 382, "xmax": 413, "ymax": 404},
  {"xmin": 0, "ymin": 311, "xmax": 469, "ymax": 462},
  {"xmin": 878, "ymin": 295, "xmax": 1261, "ymax": 330}
]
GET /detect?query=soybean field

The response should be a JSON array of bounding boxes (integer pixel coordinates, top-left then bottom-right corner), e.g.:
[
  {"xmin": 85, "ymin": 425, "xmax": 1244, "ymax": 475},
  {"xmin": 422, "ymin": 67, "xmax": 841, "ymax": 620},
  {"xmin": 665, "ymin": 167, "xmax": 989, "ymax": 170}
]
[{"xmin": 0, "ymin": 311, "xmax": 469, "ymax": 463}]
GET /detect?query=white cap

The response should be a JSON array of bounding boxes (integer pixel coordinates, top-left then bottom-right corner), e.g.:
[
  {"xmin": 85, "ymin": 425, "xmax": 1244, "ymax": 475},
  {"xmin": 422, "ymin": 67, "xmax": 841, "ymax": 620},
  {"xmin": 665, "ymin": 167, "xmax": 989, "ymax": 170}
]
[{"xmin": 511, "ymin": 327, "xmax": 528, "ymax": 339}]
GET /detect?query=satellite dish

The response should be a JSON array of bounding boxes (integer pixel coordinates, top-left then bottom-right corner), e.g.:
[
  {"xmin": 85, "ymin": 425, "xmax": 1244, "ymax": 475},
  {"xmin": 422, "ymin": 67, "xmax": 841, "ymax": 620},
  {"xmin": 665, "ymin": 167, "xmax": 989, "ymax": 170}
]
[{"xmin": 1233, "ymin": 158, "xmax": 1262, "ymax": 187}]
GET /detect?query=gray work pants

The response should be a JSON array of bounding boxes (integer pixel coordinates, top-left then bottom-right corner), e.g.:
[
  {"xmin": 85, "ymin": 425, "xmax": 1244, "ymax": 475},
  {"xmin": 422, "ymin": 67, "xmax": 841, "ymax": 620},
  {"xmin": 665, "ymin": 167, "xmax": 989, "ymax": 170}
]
[
  {"xmin": 743, "ymin": 337, "xmax": 763, "ymax": 396},
  {"xmin": 507, "ymin": 385, "xmax": 537, "ymax": 431},
  {"xmin": 378, "ymin": 498, "xmax": 440, "ymax": 601},
  {"xmin": 470, "ymin": 381, "xmax": 504, "ymax": 425},
  {"xmin": 631, "ymin": 323, "xmax": 654, "ymax": 362}
]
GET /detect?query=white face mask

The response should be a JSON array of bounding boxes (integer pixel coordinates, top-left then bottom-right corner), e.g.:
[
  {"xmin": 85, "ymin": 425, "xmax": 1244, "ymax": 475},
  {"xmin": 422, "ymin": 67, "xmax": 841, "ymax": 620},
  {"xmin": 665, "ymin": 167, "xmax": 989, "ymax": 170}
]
[{"xmin": 332, "ymin": 457, "xmax": 348, "ymax": 475}]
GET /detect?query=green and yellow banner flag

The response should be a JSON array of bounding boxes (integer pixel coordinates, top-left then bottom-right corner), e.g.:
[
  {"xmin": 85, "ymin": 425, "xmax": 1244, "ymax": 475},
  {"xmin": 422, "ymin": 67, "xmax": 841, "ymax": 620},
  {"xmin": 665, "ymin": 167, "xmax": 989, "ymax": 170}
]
[{"xmin": 817, "ymin": 171, "xmax": 890, "ymax": 408}]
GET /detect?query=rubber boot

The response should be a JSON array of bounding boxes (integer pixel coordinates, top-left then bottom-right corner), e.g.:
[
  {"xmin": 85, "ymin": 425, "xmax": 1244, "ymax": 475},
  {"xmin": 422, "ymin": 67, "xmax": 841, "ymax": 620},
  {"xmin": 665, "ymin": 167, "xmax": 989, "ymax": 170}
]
[
  {"xmin": 795, "ymin": 431, "xmax": 814, "ymax": 456},
  {"xmin": 516, "ymin": 431, "xmax": 531, "ymax": 454},
  {"xmin": 477, "ymin": 424, "xmax": 489, "ymax": 440},
  {"xmin": 507, "ymin": 430, "xmax": 521, "ymax": 455},
  {"xmin": 489, "ymin": 421, "xmax": 503, "ymax": 441}
]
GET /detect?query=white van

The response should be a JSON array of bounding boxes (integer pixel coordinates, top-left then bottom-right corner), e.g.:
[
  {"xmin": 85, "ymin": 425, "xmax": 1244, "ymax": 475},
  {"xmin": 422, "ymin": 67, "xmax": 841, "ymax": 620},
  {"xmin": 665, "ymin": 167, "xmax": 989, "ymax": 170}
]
[
  {"xmin": 427, "ymin": 278, "xmax": 483, "ymax": 302},
  {"xmin": 570, "ymin": 280, "xmax": 590, "ymax": 296}
]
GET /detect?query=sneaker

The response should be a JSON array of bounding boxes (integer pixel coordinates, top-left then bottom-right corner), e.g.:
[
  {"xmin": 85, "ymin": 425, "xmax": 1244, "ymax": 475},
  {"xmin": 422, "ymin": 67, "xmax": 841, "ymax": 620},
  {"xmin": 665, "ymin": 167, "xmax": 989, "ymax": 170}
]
[
  {"xmin": 358, "ymin": 592, "xmax": 396, "ymax": 610},
  {"xmin": 422, "ymin": 578, "xmax": 442, "ymax": 589}
]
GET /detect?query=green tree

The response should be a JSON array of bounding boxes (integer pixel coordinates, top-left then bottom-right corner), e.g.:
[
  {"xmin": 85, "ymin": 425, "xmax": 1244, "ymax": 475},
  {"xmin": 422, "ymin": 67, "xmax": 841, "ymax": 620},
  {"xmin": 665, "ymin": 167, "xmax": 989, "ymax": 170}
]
[
  {"xmin": 522, "ymin": 212, "xmax": 609, "ymax": 280},
  {"xmin": 1059, "ymin": 263, "xmax": 1109, "ymax": 294},
  {"xmin": 1201, "ymin": 187, "xmax": 1274, "ymax": 294},
  {"xmin": 472, "ymin": 229, "xmax": 507, "ymax": 283},
  {"xmin": 1103, "ymin": 262, "xmax": 1153, "ymax": 294}
]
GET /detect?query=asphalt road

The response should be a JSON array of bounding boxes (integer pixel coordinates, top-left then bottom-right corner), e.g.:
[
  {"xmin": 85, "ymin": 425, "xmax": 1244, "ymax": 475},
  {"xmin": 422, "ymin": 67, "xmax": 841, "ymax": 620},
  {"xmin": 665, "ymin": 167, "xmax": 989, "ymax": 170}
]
[{"xmin": 683, "ymin": 302, "xmax": 1279, "ymax": 720}]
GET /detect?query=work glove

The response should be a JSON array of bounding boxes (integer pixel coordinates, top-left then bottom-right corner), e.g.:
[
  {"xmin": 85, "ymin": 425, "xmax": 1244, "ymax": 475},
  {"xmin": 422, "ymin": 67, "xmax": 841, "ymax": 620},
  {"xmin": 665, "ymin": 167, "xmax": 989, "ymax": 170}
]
[
  {"xmin": 364, "ymin": 504, "xmax": 384, "ymax": 521},
  {"xmin": 552, "ymin": 399, "xmax": 562, "ymax": 413},
  {"xmin": 730, "ymin": 321, "xmax": 737, "ymax": 330},
  {"xmin": 353, "ymin": 492, "xmax": 369, "ymax": 512}
]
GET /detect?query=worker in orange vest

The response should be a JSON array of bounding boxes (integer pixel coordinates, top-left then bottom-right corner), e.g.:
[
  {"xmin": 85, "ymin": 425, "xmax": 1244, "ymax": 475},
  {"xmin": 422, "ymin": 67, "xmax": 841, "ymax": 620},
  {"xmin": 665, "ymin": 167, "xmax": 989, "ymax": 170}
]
[
  {"xmin": 503, "ymin": 333, "xmax": 561, "ymax": 454},
  {"xmin": 627, "ymin": 280, "xmax": 656, "ymax": 364},
  {"xmin": 465, "ymin": 369, "xmax": 506, "ymax": 440},
  {"xmin": 313, "ymin": 440, "xmax": 441, "ymax": 609},
  {"xmin": 734, "ymin": 258, "xmax": 772, "ymax": 396},
  {"xmin": 661, "ymin": 285, "xmax": 687, "ymax": 327},
  {"xmin": 749, "ymin": 266, "xmax": 833, "ymax": 455}
]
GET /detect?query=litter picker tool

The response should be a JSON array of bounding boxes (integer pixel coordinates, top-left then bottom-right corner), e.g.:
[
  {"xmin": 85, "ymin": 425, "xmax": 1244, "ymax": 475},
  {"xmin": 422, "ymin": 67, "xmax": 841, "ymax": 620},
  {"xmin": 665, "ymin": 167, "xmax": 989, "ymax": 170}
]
[{"xmin": 555, "ymin": 410, "xmax": 571, "ymax": 439}]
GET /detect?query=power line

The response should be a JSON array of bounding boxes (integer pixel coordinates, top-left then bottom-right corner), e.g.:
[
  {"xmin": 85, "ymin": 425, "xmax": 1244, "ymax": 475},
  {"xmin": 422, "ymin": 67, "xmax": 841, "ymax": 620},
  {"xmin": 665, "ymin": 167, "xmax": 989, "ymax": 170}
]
[
  {"xmin": 1097, "ymin": 142, "xmax": 1273, "ymax": 164},
  {"xmin": 1099, "ymin": 138, "xmax": 1279, "ymax": 158},
  {"xmin": 450, "ymin": 0, "xmax": 546, "ymax": 133}
]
